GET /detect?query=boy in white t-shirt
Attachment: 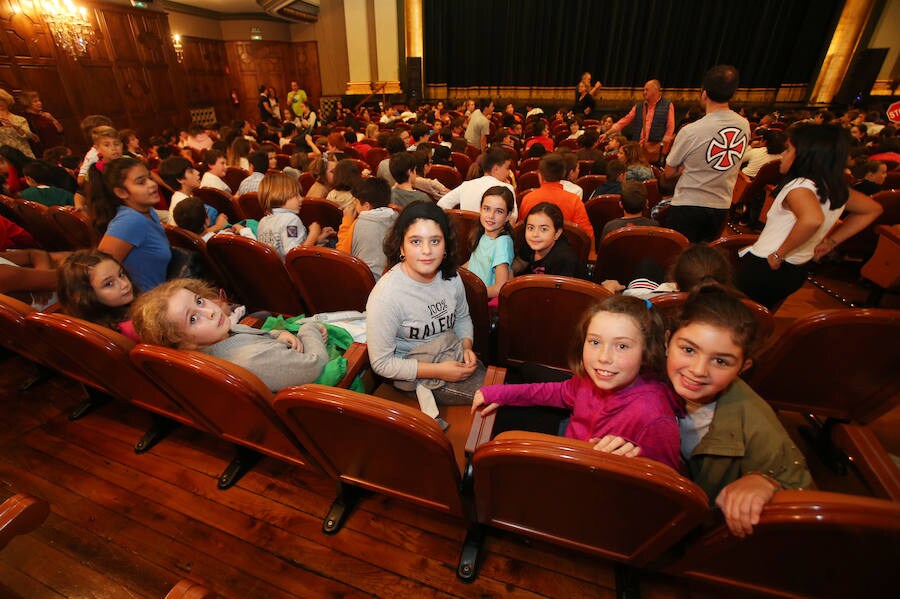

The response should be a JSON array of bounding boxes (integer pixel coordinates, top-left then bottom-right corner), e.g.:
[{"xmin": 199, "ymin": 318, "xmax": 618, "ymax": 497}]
[{"xmin": 199, "ymin": 149, "xmax": 232, "ymax": 195}]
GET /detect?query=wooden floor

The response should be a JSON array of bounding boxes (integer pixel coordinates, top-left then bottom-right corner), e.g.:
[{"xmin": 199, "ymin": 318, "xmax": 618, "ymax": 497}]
[{"xmin": 0, "ymin": 273, "xmax": 897, "ymax": 598}]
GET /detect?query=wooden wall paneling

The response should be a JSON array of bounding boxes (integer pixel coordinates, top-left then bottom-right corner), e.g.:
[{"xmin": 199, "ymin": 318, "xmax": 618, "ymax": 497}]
[
  {"xmin": 294, "ymin": 41, "xmax": 321, "ymax": 106},
  {"xmin": 226, "ymin": 40, "xmax": 327, "ymax": 120},
  {"xmin": 100, "ymin": 10, "xmax": 140, "ymax": 63},
  {"xmin": 2, "ymin": 7, "xmax": 55, "ymax": 60},
  {"xmin": 72, "ymin": 64, "xmax": 128, "ymax": 126},
  {"xmin": 182, "ymin": 37, "xmax": 235, "ymax": 126}
]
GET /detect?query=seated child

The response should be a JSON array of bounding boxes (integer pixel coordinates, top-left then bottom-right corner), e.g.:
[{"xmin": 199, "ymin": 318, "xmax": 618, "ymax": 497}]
[
  {"xmin": 235, "ymin": 150, "xmax": 268, "ymax": 196},
  {"xmin": 601, "ymin": 242, "xmax": 732, "ymax": 299},
  {"xmin": 464, "ymin": 186, "xmax": 515, "ymax": 299},
  {"xmin": 336, "ymin": 177, "xmax": 397, "ymax": 280},
  {"xmin": 173, "ymin": 197, "xmax": 253, "ymax": 242},
  {"xmin": 19, "ymin": 160, "xmax": 74, "ymax": 207},
  {"xmin": 199, "ymin": 149, "xmax": 232, "ymax": 194},
  {"xmin": 257, "ymin": 172, "xmax": 334, "ymax": 258},
  {"xmin": 600, "ymin": 180, "xmax": 658, "ymax": 239},
  {"xmin": 76, "ymin": 114, "xmax": 114, "ymax": 187},
  {"xmin": 57, "ymin": 249, "xmax": 138, "ymax": 340},
  {"xmin": 389, "ymin": 151, "xmax": 431, "ymax": 207},
  {"xmin": 668, "ymin": 285, "xmax": 813, "ymax": 537},
  {"xmin": 472, "ymin": 295, "xmax": 682, "ymax": 470},
  {"xmin": 513, "ymin": 202, "xmax": 587, "ymax": 279},
  {"xmin": 159, "ymin": 156, "xmax": 221, "ymax": 230},
  {"xmin": 130, "ymin": 277, "xmax": 329, "ymax": 392},
  {"xmin": 589, "ymin": 159, "xmax": 625, "ymax": 198}
]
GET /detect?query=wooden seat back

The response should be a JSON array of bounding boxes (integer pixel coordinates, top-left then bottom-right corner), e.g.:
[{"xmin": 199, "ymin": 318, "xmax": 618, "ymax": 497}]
[
  {"xmin": 26, "ymin": 312, "xmax": 203, "ymax": 426},
  {"xmin": 574, "ymin": 174, "xmax": 606, "ymax": 198},
  {"xmin": 445, "ymin": 209, "xmax": 480, "ymax": 265},
  {"xmin": 0, "ymin": 294, "xmax": 51, "ymax": 365},
  {"xmin": 365, "ymin": 147, "xmax": 388, "ymax": 172},
  {"xmin": 585, "ymin": 194, "xmax": 624, "ymax": 253},
  {"xmin": 47, "ymin": 206, "xmax": 94, "ymax": 249},
  {"xmin": 709, "ymin": 233, "xmax": 759, "ymax": 272},
  {"xmin": 284, "ymin": 246, "xmax": 375, "ymax": 314},
  {"xmin": 497, "ymin": 275, "xmax": 610, "ymax": 372},
  {"xmin": 273, "ymin": 384, "xmax": 464, "ymax": 517},
  {"xmin": 593, "ymin": 226, "xmax": 689, "ymax": 283},
  {"xmin": 668, "ymin": 490, "xmax": 900, "ymax": 598},
  {"xmin": 649, "ymin": 292, "xmax": 775, "ymax": 342},
  {"xmin": 428, "ymin": 164, "xmax": 462, "ymax": 189},
  {"xmin": 131, "ymin": 344, "xmax": 314, "ymax": 469},
  {"xmin": 11, "ymin": 199, "xmax": 69, "ymax": 250},
  {"xmin": 458, "ymin": 267, "xmax": 491, "ymax": 364},
  {"xmin": 748, "ymin": 308, "xmax": 900, "ymax": 423},
  {"xmin": 236, "ymin": 192, "xmax": 264, "ymax": 221},
  {"xmin": 473, "ymin": 432, "xmax": 708, "ymax": 566},
  {"xmin": 194, "ymin": 187, "xmax": 244, "ymax": 223},
  {"xmin": 223, "ymin": 167, "xmax": 250, "ymax": 193},
  {"xmin": 451, "ymin": 151, "xmax": 472, "ymax": 175},
  {"xmin": 206, "ymin": 234, "xmax": 306, "ymax": 315},
  {"xmin": 298, "ymin": 197, "xmax": 342, "ymax": 231}
]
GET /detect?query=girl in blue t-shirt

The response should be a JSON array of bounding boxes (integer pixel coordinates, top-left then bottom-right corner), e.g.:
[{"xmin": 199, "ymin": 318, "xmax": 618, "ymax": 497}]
[
  {"xmin": 94, "ymin": 156, "xmax": 171, "ymax": 292},
  {"xmin": 464, "ymin": 185, "xmax": 515, "ymax": 299}
]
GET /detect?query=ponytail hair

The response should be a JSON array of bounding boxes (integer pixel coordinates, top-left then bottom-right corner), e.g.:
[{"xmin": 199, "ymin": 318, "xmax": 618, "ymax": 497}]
[{"xmin": 91, "ymin": 156, "xmax": 141, "ymax": 236}]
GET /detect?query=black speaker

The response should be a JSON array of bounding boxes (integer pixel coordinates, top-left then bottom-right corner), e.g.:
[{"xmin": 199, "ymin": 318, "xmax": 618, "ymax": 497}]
[
  {"xmin": 834, "ymin": 48, "xmax": 888, "ymax": 106},
  {"xmin": 406, "ymin": 57, "xmax": 423, "ymax": 104}
]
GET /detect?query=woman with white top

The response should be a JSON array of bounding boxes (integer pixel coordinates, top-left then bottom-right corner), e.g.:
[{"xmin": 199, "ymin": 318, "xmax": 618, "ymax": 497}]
[{"xmin": 736, "ymin": 123, "xmax": 882, "ymax": 310}]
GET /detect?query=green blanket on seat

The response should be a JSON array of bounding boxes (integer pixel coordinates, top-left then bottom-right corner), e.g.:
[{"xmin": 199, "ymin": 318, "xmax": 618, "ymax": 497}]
[{"xmin": 260, "ymin": 315, "xmax": 365, "ymax": 393}]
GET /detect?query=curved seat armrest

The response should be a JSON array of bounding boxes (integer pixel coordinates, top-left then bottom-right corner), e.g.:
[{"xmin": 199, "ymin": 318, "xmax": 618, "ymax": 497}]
[
  {"xmin": 165, "ymin": 579, "xmax": 218, "ymax": 599},
  {"xmin": 875, "ymin": 224, "xmax": 900, "ymax": 244},
  {"xmin": 832, "ymin": 423, "xmax": 900, "ymax": 501},
  {"xmin": 338, "ymin": 342, "xmax": 369, "ymax": 389},
  {"xmin": 464, "ymin": 365, "xmax": 507, "ymax": 456},
  {"xmin": 0, "ymin": 493, "xmax": 50, "ymax": 551}
]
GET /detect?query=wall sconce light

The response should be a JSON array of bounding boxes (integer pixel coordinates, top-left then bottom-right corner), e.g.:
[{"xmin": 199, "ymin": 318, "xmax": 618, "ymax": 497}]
[{"xmin": 172, "ymin": 33, "xmax": 184, "ymax": 63}]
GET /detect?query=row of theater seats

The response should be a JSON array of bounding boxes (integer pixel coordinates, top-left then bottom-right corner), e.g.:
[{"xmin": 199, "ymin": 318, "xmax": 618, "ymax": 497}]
[
  {"xmin": 0, "ymin": 493, "xmax": 215, "ymax": 598},
  {"xmin": 2, "ymin": 289, "xmax": 899, "ymax": 596}
]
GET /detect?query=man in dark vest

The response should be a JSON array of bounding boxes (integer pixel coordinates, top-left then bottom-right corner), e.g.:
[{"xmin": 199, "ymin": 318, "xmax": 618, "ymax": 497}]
[{"xmin": 600, "ymin": 79, "xmax": 674, "ymax": 164}]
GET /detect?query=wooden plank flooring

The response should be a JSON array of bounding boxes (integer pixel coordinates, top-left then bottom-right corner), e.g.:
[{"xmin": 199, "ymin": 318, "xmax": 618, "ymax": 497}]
[
  {"xmin": 1, "ymin": 360, "xmax": 690, "ymax": 599},
  {"xmin": 0, "ymin": 268, "xmax": 897, "ymax": 598}
]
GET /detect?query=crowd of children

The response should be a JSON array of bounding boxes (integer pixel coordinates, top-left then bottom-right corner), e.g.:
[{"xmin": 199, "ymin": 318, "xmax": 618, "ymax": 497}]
[{"xmin": 2, "ymin": 87, "xmax": 895, "ymax": 542}]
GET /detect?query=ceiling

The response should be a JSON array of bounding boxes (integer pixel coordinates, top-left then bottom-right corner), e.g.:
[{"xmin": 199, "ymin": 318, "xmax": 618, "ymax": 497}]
[
  {"xmin": 161, "ymin": 0, "xmax": 320, "ymax": 21},
  {"xmin": 166, "ymin": 1, "xmax": 266, "ymax": 14}
]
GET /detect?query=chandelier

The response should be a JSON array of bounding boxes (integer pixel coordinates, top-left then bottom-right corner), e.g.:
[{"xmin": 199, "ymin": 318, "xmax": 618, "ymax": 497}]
[{"xmin": 13, "ymin": 0, "xmax": 97, "ymax": 60}]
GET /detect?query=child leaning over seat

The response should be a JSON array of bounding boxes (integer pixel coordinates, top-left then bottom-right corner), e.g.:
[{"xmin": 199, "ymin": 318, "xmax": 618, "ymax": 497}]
[{"xmin": 130, "ymin": 277, "xmax": 329, "ymax": 392}]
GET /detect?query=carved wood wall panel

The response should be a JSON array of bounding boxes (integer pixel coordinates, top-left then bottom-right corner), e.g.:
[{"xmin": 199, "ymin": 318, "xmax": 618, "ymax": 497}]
[
  {"xmin": 0, "ymin": 1, "xmax": 185, "ymax": 152},
  {"xmin": 225, "ymin": 40, "xmax": 322, "ymax": 123},
  {"xmin": 0, "ymin": 2, "xmax": 324, "ymax": 152}
]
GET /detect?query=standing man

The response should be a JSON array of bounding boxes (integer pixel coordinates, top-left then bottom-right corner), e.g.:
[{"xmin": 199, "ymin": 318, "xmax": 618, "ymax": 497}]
[
  {"xmin": 258, "ymin": 85, "xmax": 276, "ymax": 121},
  {"xmin": 663, "ymin": 65, "xmax": 750, "ymax": 243},
  {"xmin": 601, "ymin": 79, "xmax": 674, "ymax": 164},
  {"xmin": 464, "ymin": 99, "xmax": 493, "ymax": 153},
  {"xmin": 287, "ymin": 81, "xmax": 307, "ymax": 118}
]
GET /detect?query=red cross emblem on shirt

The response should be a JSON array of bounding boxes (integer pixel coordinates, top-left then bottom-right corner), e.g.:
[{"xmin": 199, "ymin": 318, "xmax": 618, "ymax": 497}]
[{"xmin": 706, "ymin": 127, "xmax": 747, "ymax": 171}]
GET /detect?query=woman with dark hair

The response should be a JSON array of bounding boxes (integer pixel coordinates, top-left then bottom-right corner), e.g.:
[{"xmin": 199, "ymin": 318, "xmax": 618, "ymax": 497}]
[
  {"xmin": 736, "ymin": 123, "xmax": 882, "ymax": 309},
  {"xmin": 366, "ymin": 201, "xmax": 480, "ymax": 429}
]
